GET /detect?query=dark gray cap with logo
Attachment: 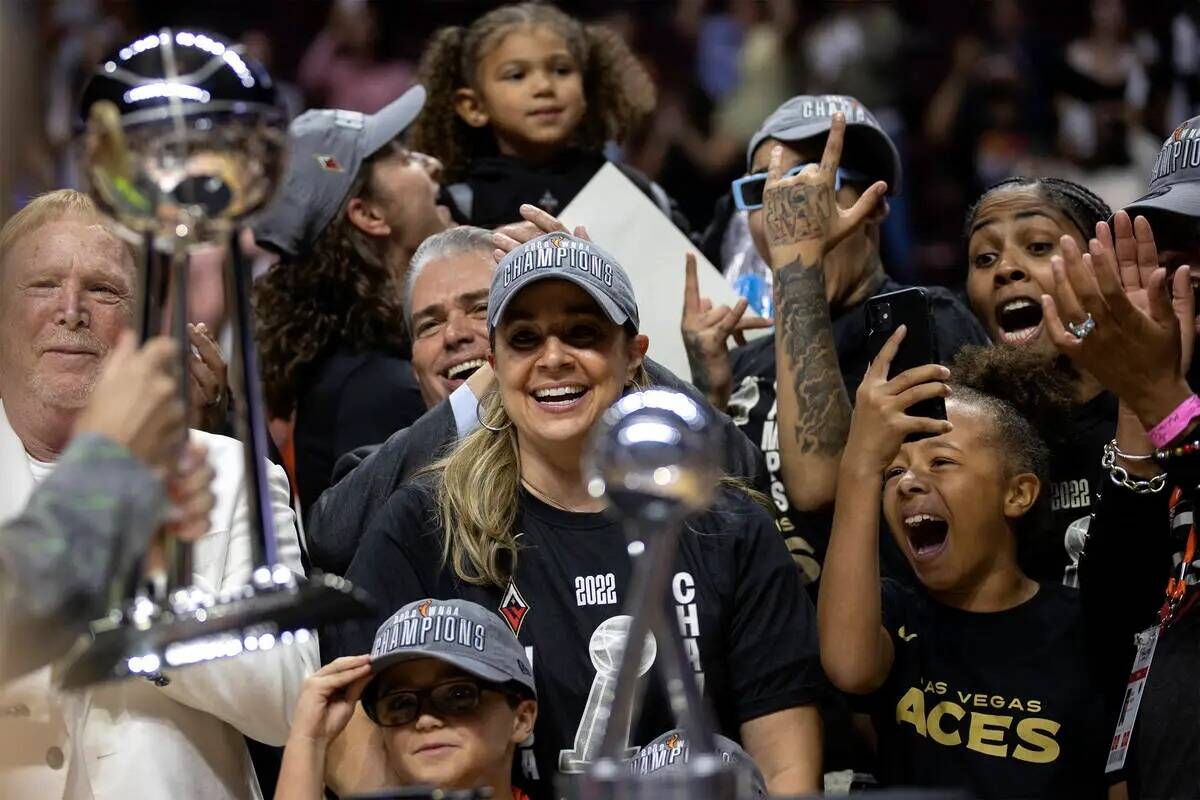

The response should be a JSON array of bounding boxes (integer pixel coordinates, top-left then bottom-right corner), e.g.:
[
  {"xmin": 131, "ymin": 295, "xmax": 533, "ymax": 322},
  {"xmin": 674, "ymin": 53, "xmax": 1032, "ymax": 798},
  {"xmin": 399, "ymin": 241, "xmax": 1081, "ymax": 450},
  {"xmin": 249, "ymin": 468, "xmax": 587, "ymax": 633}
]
[
  {"xmin": 254, "ymin": 84, "xmax": 426, "ymax": 258},
  {"xmin": 361, "ymin": 598, "xmax": 536, "ymax": 710},
  {"xmin": 629, "ymin": 729, "xmax": 767, "ymax": 799},
  {"xmin": 1125, "ymin": 114, "xmax": 1200, "ymax": 228},
  {"xmin": 746, "ymin": 94, "xmax": 901, "ymax": 194},
  {"xmin": 488, "ymin": 233, "xmax": 640, "ymax": 334}
]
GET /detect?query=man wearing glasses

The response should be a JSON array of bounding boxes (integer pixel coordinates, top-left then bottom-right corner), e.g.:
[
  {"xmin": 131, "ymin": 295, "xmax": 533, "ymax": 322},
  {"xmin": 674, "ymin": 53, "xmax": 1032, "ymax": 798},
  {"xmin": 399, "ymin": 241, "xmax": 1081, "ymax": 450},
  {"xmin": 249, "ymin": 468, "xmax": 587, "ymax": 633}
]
[{"xmin": 687, "ymin": 95, "xmax": 988, "ymax": 592}]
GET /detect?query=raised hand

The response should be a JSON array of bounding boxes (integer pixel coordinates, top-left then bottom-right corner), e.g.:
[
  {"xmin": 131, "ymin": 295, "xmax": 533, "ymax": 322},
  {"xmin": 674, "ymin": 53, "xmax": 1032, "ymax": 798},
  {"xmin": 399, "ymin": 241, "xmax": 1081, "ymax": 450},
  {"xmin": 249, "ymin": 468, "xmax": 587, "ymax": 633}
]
[
  {"xmin": 492, "ymin": 204, "xmax": 590, "ymax": 264},
  {"xmin": 145, "ymin": 441, "xmax": 216, "ymax": 575},
  {"xmin": 761, "ymin": 112, "xmax": 887, "ymax": 271},
  {"xmin": 1104, "ymin": 211, "xmax": 1195, "ymax": 371},
  {"xmin": 289, "ymin": 655, "xmax": 374, "ymax": 745},
  {"xmin": 74, "ymin": 332, "xmax": 186, "ymax": 470},
  {"xmin": 681, "ymin": 253, "xmax": 772, "ymax": 408},
  {"xmin": 1042, "ymin": 213, "xmax": 1193, "ymax": 429},
  {"xmin": 163, "ymin": 442, "xmax": 216, "ymax": 543},
  {"xmin": 842, "ymin": 326, "xmax": 953, "ymax": 474},
  {"xmin": 188, "ymin": 322, "xmax": 228, "ymax": 433}
]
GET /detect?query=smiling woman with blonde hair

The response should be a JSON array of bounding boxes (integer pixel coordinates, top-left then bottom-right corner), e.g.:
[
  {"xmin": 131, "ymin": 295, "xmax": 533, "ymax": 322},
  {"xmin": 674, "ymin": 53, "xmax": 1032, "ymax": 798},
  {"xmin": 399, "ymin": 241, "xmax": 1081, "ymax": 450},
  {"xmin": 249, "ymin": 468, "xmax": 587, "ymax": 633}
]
[{"xmin": 328, "ymin": 232, "xmax": 826, "ymax": 799}]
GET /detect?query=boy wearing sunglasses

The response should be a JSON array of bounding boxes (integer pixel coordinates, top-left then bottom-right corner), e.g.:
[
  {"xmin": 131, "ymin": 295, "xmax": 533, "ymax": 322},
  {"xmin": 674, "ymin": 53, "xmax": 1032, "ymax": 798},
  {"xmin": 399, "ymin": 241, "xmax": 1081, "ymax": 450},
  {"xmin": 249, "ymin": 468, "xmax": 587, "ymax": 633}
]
[{"xmin": 276, "ymin": 598, "xmax": 537, "ymax": 800}]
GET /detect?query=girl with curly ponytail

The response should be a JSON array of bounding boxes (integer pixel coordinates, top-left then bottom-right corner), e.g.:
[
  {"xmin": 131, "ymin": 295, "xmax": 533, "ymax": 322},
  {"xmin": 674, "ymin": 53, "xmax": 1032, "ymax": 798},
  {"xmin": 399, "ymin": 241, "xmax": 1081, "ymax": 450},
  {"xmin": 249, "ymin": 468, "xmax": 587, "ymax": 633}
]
[{"xmin": 408, "ymin": 2, "xmax": 686, "ymax": 231}]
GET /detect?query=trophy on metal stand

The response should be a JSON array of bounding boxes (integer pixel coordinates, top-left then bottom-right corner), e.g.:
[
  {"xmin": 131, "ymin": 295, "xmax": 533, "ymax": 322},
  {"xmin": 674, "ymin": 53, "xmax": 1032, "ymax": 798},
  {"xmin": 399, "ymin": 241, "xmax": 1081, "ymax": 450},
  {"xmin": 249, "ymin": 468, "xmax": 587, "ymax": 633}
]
[
  {"xmin": 562, "ymin": 388, "xmax": 756, "ymax": 800},
  {"xmin": 59, "ymin": 28, "xmax": 373, "ymax": 689}
]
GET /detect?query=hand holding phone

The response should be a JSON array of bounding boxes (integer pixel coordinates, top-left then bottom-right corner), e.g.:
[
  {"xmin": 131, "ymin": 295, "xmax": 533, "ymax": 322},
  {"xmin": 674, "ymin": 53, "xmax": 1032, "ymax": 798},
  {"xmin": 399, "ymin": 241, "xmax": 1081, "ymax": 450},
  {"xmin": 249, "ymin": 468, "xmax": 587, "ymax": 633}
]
[
  {"xmin": 865, "ymin": 288, "xmax": 947, "ymax": 428},
  {"xmin": 845, "ymin": 322, "xmax": 953, "ymax": 473}
]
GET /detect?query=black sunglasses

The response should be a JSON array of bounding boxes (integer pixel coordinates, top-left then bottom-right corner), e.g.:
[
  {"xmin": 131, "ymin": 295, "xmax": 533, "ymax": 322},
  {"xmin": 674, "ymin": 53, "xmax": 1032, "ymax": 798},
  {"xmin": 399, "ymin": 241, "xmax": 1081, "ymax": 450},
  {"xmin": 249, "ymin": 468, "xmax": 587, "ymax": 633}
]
[{"xmin": 366, "ymin": 679, "xmax": 511, "ymax": 727}]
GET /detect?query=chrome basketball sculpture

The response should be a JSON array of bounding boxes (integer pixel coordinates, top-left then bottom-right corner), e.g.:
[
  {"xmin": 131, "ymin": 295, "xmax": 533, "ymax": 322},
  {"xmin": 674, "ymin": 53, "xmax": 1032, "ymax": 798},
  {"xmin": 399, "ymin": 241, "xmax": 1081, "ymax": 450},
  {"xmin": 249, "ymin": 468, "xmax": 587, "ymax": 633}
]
[
  {"xmin": 568, "ymin": 389, "xmax": 754, "ymax": 800},
  {"xmin": 62, "ymin": 29, "xmax": 373, "ymax": 689},
  {"xmin": 78, "ymin": 29, "xmax": 285, "ymax": 243}
]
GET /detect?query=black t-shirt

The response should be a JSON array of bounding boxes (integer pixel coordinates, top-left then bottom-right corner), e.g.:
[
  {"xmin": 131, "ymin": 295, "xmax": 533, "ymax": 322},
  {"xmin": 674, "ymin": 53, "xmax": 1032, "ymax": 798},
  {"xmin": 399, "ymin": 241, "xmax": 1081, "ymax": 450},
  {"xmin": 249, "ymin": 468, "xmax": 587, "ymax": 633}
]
[
  {"xmin": 333, "ymin": 484, "xmax": 825, "ymax": 799},
  {"xmin": 1130, "ymin": 608, "xmax": 1200, "ymax": 799},
  {"xmin": 859, "ymin": 579, "xmax": 1109, "ymax": 799},
  {"xmin": 449, "ymin": 150, "xmax": 690, "ymax": 234},
  {"xmin": 1023, "ymin": 391, "xmax": 1118, "ymax": 587},
  {"xmin": 294, "ymin": 345, "xmax": 425, "ymax": 521},
  {"xmin": 726, "ymin": 277, "xmax": 990, "ymax": 586}
]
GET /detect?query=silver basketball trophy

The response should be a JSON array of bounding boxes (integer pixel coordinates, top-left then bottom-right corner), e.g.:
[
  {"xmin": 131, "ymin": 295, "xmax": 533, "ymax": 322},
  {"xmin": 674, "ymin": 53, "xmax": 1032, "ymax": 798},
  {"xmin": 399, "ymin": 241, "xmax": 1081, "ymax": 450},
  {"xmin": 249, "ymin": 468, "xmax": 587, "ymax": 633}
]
[
  {"xmin": 566, "ymin": 389, "xmax": 754, "ymax": 800},
  {"xmin": 60, "ymin": 29, "xmax": 373, "ymax": 688}
]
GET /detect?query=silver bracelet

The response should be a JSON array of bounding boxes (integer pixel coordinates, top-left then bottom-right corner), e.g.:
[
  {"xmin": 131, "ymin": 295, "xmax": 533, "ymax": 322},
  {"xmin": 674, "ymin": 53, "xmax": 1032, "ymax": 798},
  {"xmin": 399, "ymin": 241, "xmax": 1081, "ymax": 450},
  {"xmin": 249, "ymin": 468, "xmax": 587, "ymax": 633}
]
[
  {"xmin": 1102, "ymin": 441, "xmax": 1168, "ymax": 494},
  {"xmin": 1108, "ymin": 438, "xmax": 1155, "ymax": 460}
]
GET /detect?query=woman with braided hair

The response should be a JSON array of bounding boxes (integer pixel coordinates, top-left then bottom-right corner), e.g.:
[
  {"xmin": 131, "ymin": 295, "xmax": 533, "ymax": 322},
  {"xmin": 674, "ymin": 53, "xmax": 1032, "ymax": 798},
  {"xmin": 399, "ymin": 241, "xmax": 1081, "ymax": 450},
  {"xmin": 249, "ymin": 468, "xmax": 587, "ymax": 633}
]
[
  {"xmin": 408, "ymin": 2, "xmax": 689, "ymax": 232},
  {"xmin": 962, "ymin": 176, "xmax": 1120, "ymax": 584}
]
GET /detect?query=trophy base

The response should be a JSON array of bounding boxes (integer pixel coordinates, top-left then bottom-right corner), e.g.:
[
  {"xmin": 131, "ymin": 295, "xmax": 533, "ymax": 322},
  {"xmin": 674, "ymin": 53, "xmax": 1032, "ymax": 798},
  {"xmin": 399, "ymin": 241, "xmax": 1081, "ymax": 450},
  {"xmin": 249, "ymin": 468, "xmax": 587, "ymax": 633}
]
[{"xmin": 60, "ymin": 570, "xmax": 373, "ymax": 689}]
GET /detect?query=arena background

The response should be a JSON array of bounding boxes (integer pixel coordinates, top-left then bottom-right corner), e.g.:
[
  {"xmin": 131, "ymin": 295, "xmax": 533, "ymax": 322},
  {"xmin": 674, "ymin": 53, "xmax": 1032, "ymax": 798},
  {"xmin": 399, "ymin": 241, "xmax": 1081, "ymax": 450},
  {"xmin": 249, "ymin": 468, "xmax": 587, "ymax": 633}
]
[{"xmin": 2, "ymin": 0, "xmax": 1197, "ymax": 289}]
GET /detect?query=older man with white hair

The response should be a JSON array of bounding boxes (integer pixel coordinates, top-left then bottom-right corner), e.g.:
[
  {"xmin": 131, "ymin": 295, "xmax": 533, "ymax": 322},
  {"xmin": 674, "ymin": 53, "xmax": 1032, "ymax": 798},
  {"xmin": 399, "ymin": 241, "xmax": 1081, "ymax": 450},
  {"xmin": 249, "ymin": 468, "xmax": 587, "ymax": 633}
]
[{"xmin": 0, "ymin": 189, "xmax": 316, "ymax": 799}]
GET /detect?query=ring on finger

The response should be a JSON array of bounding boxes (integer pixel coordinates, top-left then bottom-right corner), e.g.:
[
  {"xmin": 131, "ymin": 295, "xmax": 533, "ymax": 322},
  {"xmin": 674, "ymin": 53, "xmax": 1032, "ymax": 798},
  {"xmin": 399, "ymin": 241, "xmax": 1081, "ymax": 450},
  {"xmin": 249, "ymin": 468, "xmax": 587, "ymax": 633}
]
[{"xmin": 1067, "ymin": 313, "xmax": 1097, "ymax": 340}]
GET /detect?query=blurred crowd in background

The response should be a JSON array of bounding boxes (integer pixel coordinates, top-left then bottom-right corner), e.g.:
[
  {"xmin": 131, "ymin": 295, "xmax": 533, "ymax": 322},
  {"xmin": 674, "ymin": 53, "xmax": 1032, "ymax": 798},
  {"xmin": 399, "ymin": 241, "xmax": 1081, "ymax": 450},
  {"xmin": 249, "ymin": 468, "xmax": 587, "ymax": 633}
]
[{"xmin": 5, "ymin": 0, "xmax": 1200, "ymax": 287}]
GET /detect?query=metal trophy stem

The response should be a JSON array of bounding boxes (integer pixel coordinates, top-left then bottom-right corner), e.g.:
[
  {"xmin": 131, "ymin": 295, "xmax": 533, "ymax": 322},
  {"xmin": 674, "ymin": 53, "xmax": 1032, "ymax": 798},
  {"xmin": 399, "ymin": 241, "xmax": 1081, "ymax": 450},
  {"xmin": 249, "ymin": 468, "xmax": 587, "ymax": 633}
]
[
  {"xmin": 60, "ymin": 27, "xmax": 375, "ymax": 689},
  {"xmin": 565, "ymin": 389, "xmax": 754, "ymax": 800},
  {"xmin": 226, "ymin": 228, "xmax": 276, "ymax": 569}
]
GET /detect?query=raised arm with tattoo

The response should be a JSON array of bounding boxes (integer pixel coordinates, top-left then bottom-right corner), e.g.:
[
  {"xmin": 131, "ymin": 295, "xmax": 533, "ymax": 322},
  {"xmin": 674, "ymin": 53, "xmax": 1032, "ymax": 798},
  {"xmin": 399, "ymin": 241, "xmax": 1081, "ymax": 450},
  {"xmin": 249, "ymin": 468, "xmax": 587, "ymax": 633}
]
[{"xmin": 763, "ymin": 113, "xmax": 889, "ymax": 510}]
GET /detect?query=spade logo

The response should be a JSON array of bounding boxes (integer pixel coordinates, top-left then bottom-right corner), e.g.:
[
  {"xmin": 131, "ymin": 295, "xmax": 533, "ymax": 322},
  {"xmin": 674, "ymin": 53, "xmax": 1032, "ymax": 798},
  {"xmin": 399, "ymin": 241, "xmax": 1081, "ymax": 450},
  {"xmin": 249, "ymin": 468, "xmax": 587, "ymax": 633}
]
[{"xmin": 500, "ymin": 580, "xmax": 530, "ymax": 636}]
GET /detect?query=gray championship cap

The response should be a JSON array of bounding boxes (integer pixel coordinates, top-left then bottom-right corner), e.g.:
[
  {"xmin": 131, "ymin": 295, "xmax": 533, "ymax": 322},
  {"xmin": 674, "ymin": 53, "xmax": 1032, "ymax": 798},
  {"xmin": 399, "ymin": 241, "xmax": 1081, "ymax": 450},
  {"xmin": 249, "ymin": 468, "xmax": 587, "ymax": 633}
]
[
  {"xmin": 629, "ymin": 729, "xmax": 767, "ymax": 799},
  {"xmin": 361, "ymin": 598, "xmax": 536, "ymax": 710},
  {"xmin": 254, "ymin": 84, "xmax": 426, "ymax": 258},
  {"xmin": 746, "ymin": 94, "xmax": 901, "ymax": 194},
  {"xmin": 488, "ymin": 232, "xmax": 639, "ymax": 334},
  {"xmin": 1125, "ymin": 114, "xmax": 1200, "ymax": 228}
]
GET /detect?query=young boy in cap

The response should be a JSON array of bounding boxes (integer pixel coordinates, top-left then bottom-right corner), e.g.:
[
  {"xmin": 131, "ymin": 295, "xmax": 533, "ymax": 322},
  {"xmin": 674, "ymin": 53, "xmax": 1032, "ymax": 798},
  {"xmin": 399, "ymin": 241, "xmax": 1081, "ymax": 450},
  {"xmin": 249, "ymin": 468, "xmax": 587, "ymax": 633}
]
[{"xmin": 276, "ymin": 598, "xmax": 537, "ymax": 800}]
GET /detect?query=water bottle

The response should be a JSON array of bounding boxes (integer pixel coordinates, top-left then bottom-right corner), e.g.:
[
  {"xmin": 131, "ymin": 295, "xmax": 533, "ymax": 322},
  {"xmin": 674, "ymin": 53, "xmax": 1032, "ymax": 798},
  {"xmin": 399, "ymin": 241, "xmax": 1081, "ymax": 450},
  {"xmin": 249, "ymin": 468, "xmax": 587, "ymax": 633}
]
[{"xmin": 721, "ymin": 210, "xmax": 773, "ymax": 321}]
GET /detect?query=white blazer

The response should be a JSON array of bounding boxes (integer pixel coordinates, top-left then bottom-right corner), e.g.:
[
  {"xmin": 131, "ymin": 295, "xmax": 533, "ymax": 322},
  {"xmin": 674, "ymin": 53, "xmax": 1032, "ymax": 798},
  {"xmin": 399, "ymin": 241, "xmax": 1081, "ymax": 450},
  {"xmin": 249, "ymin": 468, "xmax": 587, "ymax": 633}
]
[{"xmin": 0, "ymin": 401, "xmax": 318, "ymax": 800}]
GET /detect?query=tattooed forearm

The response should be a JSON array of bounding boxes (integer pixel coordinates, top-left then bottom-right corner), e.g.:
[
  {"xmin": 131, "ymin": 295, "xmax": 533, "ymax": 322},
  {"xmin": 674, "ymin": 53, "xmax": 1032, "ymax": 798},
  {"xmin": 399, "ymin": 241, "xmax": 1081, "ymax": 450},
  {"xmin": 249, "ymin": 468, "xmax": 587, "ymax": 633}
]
[{"xmin": 774, "ymin": 259, "xmax": 851, "ymax": 455}]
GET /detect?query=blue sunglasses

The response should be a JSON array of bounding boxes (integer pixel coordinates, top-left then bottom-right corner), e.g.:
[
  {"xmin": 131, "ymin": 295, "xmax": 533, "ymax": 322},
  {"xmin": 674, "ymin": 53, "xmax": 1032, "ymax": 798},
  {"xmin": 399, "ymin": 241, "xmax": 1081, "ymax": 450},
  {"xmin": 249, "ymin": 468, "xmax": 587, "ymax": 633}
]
[{"xmin": 731, "ymin": 165, "xmax": 872, "ymax": 211}]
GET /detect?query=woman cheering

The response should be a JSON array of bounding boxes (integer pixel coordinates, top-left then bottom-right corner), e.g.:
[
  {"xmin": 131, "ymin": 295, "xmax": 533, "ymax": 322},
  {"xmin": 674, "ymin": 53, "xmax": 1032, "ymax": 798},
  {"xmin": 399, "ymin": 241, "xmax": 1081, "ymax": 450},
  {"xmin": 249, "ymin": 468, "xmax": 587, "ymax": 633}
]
[{"xmin": 327, "ymin": 233, "xmax": 826, "ymax": 798}]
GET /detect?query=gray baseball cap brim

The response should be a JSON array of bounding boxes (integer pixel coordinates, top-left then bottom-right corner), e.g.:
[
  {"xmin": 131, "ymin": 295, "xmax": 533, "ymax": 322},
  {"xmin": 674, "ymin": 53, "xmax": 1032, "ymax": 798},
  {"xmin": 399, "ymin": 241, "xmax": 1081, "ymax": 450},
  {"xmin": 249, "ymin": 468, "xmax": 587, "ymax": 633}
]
[
  {"xmin": 488, "ymin": 270, "xmax": 631, "ymax": 332},
  {"xmin": 362, "ymin": 84, "xmax": 427, "ymax": 157},
  {"xmin": 1124, "ymin": 181, "xmax": 1200, "ymax": 225},
  {"xmin": 367, "ymin": 646, "xmax": 535, "ymax": 699}
]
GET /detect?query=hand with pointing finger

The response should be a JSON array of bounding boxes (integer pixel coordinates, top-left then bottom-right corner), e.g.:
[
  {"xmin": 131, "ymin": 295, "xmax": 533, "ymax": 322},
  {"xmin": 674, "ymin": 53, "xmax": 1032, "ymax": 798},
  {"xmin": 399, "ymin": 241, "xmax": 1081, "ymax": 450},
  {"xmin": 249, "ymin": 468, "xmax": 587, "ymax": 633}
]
[
  {"xmin": 761, "ymin": 112, "xmax": 888, "ymax": 272},
  {"xmin": 681, "ymin": 252, "xmax": 773, "ymax": 409}
]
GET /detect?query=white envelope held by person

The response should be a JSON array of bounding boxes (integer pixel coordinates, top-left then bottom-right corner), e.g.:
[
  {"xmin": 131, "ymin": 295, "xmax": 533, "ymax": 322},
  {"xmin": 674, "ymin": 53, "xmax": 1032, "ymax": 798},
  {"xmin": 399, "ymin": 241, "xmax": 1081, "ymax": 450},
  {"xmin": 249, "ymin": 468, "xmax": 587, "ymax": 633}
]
[{"xmin": 558, "ymin": 163, "xmax": 769, "ymax": 384}]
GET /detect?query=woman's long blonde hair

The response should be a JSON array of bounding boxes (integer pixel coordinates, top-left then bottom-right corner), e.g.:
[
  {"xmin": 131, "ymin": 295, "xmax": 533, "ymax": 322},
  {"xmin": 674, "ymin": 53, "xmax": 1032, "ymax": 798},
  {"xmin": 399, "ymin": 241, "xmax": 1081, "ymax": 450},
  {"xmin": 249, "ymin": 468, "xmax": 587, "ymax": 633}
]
[{"xmin": 424, "ymin": 362, "xmax": 649, "ymax": 588}]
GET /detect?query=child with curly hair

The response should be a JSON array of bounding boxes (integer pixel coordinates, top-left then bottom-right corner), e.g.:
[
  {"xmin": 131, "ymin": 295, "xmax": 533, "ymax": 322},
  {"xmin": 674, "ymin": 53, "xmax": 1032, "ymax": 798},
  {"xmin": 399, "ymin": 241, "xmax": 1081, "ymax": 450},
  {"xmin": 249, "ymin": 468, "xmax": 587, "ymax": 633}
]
[{"xmin": 409, "ymin": 2, "xmax": 688, "ymax": 231}]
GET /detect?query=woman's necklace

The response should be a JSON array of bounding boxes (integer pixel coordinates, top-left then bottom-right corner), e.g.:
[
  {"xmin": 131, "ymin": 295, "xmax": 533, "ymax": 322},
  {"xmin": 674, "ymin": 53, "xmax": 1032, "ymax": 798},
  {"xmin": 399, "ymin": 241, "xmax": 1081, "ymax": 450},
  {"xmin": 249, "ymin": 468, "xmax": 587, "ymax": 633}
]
[{"xmin": 520, "ymin": 477, "xmax": 597, "ymax": 513}]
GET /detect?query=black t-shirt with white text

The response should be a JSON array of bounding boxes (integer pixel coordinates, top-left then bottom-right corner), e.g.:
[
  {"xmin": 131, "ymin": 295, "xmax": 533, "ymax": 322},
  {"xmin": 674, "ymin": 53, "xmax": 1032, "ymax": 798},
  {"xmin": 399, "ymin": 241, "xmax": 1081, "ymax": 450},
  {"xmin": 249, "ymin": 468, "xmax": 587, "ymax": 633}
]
[
  {"xmin": 860, "ymin": 579, "xmax": 1109, "ymax": 799},
  {"xmin": 332, "ymin": 484, "xmax": 826, "ymax": 800},
  {"xmin": 727, "ymin": 277, "xmax": 990, "ymax": 587},
  {"xmin": 1022, "ymin": 391, "xmax": 1117, "ymax": 586}
]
